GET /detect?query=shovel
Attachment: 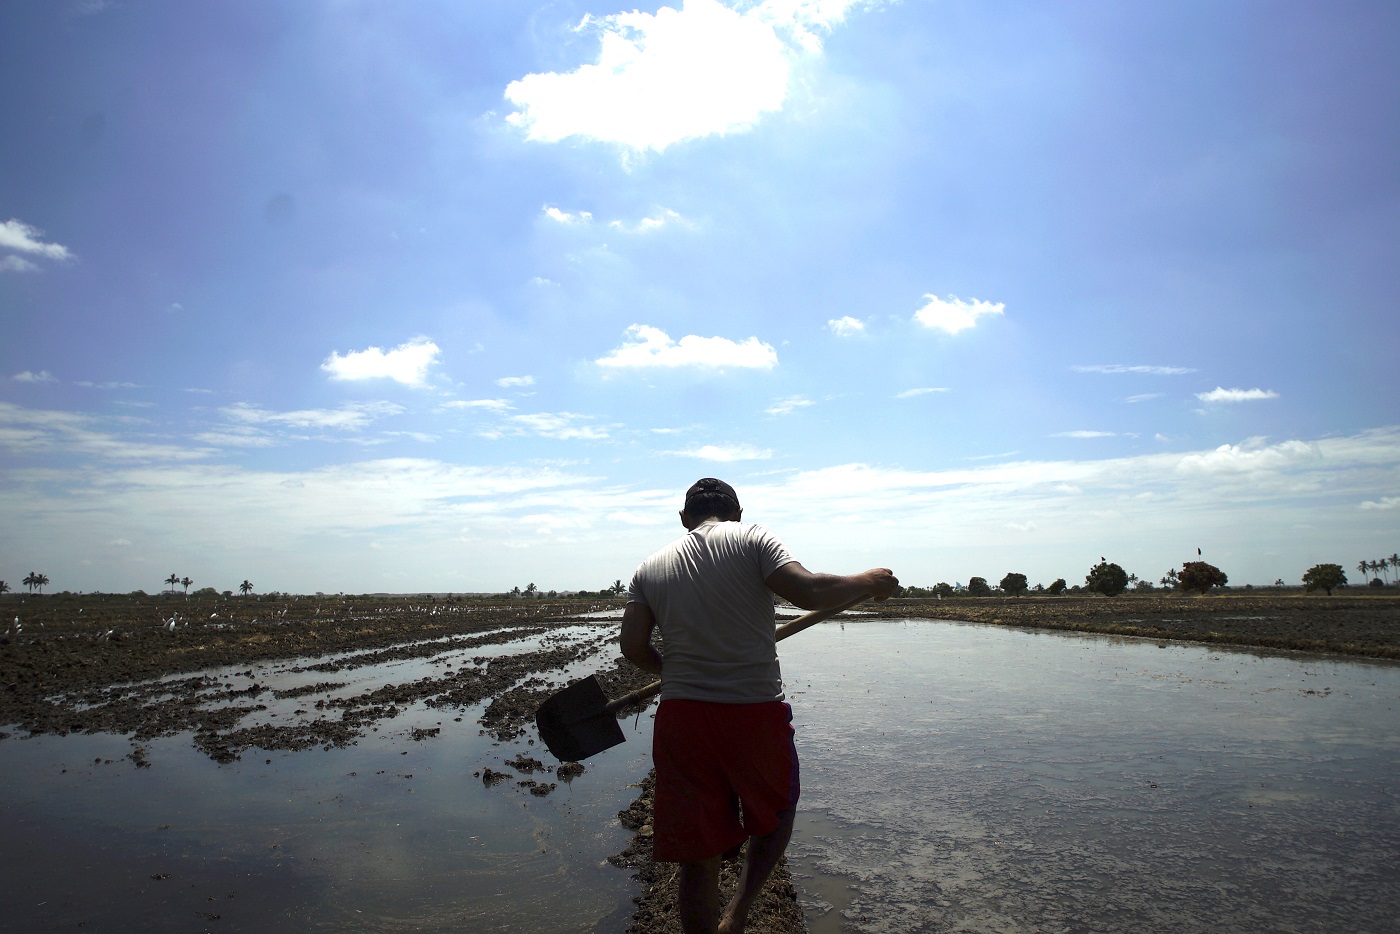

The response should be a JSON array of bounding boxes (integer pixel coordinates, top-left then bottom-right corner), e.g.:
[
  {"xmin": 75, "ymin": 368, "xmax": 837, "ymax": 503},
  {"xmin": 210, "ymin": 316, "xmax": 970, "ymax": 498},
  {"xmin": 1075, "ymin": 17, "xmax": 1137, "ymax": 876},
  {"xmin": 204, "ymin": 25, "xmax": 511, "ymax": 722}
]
[{"xmin": 535, "ymin": 595, "xmax": 869, "ymax": 761}]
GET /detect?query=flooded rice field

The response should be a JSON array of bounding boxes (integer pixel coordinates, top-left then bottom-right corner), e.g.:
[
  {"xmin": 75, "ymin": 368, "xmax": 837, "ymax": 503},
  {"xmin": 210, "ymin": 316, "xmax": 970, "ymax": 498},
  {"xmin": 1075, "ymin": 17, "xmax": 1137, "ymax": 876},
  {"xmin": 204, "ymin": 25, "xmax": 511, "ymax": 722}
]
[
  {"xmin": 1, "ymin": 596, "xmax": 1397, "ymax": 932},
  {"xmin": 782, "ymin": 621, "xmax": 1400, "ymax": 933}
]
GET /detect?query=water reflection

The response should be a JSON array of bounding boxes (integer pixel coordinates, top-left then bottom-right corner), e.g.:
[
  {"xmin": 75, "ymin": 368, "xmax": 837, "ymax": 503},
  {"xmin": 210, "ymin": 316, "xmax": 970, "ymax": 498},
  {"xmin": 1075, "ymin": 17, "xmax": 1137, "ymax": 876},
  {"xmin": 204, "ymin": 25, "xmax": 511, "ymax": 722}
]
[
  {"xmin": 781, "ymin": 620, "xmax": 1400, "ymax": 933},
  {"xmin": 3, "ymin": 617, "xmax": 1396, "ymax": 932}
]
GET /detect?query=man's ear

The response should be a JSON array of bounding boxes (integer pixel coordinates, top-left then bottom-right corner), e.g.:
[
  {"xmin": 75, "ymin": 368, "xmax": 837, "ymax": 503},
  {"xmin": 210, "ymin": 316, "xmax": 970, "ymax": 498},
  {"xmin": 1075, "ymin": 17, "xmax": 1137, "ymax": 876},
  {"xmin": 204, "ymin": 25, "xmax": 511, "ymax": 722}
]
[{"xmin": 680, "ymin": 509, "xmax": 698, "ymax": 530}]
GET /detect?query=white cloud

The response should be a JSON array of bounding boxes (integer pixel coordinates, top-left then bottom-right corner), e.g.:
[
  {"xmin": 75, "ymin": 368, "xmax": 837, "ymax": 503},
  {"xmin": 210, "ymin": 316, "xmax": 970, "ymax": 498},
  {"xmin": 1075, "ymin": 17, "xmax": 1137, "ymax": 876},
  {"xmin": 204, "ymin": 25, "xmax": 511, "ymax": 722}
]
[
  {"xmin": 12, "ymin": 370, "xmax": 58, "ymax": 384},
  {"xmin": 501, "ymin": 412, "xmax": 609, "ymax": 441},
  {"xmin": 441, "ymin": 399, "xmax": 514, "ymax": 413},
  {"xmin": 1, "ymin": 255, "xmax": 40, "ymax": 273},
  {"xmin": 504, "ymin": 0, "xmax": 868, "ymax": 153},
  {"xmin": 913, "ymin": 295, "xmax": 1005, "ymax": 334},
  {"xmin": 596, "ymin": 324, "xmax": 778, "ymax": 370},
  {"xmin": 896, "ymin": 387, "xmax": 948, "ymax": 399},
  {"xmin": 1125, "ymin": 393, "xmax": 1164, "ymax": 403},
  {"xmin": 321, "ymin": 338, "xmax": 440, "ymax": 387},
  {"xmin": 0, "ymin": 401, "xmax": 210, "ymax": 461},
  {"xmin": 194, "ymin": 430, "xmax": 280, "ymax": 448},
  {"xmin": 1360, "ymin": 496, "xmax": 1400, "ymax": 511},
  {"xmin": 1196, "ymin": 387, "xmax": 1280, "ymax": 403},
  {"xmin": 222, "ymin": 402, "xmax": 404, "ymax": 431},
  {"xmin": 1074, "ymin": 364, "xmax": 1196, "ymax": 375},
  {"xmin": 609, "ymin": 209, "xmax": 688, "ymax": 233},
  {"xmin": 544, "ymin": 206, "xmax": 592, "ymax": 225},
  {"xmin": 0, "ymin": 218, "xmax": 72, "ymax": 261},
  {"xmin": 673, "ymin": 443, "xmax": 774, "ymax": 461},
  {"xmin": 77, "ymin": 381, "xmax": 140, "ymax": 390},
  {"xmin": 496, "ymin": 375, "xmax": 536, "ymax": 388},
  {"xmin": 827, "ymin": 316, "xmax": 866, "ymax": 337},
  {"xmin": 766, "ymin": 395, "xmax": 814, "ymax": 416},
  {"xmin": 1053, "ymin": 430, "xmax": 1117, "ymax": 439},
  {"xmin": 1175, "ymin": 437, "xmax": 1321, "ymax": 474}
]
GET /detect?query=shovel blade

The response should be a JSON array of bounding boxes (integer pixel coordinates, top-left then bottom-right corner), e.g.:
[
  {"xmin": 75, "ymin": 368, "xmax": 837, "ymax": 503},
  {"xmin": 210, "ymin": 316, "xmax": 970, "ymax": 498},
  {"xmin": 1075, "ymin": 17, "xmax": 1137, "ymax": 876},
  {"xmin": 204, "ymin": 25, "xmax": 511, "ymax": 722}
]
[{"xmin": 535, "ymin": 675, "xmax": 628, "ymax": 762}]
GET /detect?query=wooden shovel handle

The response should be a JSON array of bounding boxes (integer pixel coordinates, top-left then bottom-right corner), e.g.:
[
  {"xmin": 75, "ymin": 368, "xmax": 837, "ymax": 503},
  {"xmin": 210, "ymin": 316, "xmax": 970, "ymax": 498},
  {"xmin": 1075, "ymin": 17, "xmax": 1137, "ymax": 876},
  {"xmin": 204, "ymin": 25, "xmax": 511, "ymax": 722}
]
[{"xmin": 604, "ymin": 595, "xmax": 871, "ymax": 715}]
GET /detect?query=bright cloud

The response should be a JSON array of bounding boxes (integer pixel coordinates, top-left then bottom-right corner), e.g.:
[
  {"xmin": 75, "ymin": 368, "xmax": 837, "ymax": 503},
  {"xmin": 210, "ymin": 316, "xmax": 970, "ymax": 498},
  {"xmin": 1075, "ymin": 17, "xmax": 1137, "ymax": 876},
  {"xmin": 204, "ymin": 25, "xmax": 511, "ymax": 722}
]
[
  {"xmin": 1074, "ymin": 364, "xmax": 1196, "ymax": 375},
  {"xmin": 1175, "ymin": 437, "xmax": 1321, "ymax": 474},
  {"xmin": 504, "ymin": 0, "xmax": 867, "ymax": 153},
  {"xmin": 1125, "ymin": 393, "xmax": 1164, "ymax": 403},
  {"xmin": 1196, "ymin": 387, "xmax": 1280, "ymax": 403},
  {"xmin": 1360, "ymin": 496, "xmax": 1400, "ymax": 510},
  {"xmin": 596, "ymin": 324, "xmax": 778, "ymax": 370},
  {"xmin": 12, "ymin": 370, "xmax": 58, "ymax": 383},
  {"xmin": 766, "ymin": 395, "xmax": 814, "ymax": 416},
  {"xmin": 0, "ymin": 218, "xmax": 72, "ymax": 260},
  {"xmin": 1053, "ymin": 430, "xmax": 1116, "ymax": 439},
  {"xmin": 609, "ymin": 209, "xmax": 688, "ymax": 233},
  {"xmin": 543, "ymin": 206, "xmax": 592, "ymax": 224},
  {"xmin": 673, "ymin": 443, "xmax": 773, "ymax": 461},
  {"xmin": 896, "ymin": 387, "xmax": 948, "ymax": 399},
  {"xmin": 441, "ymin": 399, "xmax": 514, "ymax": 413},
  {"xmin": 222, "ymin": 402, "xmax": 404, "ymax": 431},
  {"xmin": 913, "ymin": 295, "xmax": 1005, "ymax": 334},
  {"xmin": 496, "ymin": 376, "xmax": 535, "ymax": 388},
  {"xmin": 827, "ymin": 316, "xmax": 866, "ymax": 337},
  {"xmin": 321, "ymin": 338, "xmax": 440, "ymax": 387}
]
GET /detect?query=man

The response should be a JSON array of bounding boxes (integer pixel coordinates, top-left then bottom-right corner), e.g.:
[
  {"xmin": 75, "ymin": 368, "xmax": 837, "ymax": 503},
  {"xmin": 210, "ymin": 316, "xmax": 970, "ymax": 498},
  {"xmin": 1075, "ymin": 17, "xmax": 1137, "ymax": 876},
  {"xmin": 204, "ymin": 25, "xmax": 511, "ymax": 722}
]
[{"xmin": 620, "ymin": 478, "xmax": 898, "ymax": 934}]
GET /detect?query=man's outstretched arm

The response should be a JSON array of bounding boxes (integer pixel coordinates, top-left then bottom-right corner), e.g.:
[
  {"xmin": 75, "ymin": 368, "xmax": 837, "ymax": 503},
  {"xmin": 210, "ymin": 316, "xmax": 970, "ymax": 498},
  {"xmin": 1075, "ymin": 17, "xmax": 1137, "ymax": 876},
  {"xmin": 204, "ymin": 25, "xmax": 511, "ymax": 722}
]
[
  {"xmin": 619, "ymin": 602, "xmax": 664, "ymax": 675},
  {"xmin": 765, "ymin": 562, "xmax": 899, "ymax": 611}
]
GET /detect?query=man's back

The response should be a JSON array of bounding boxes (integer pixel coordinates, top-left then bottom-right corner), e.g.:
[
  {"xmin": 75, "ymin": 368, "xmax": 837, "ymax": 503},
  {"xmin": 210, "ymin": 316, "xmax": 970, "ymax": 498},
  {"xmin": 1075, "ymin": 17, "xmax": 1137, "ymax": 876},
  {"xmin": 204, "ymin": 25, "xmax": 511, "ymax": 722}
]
[{"xmin": 628, "ymin": 518, "xmax": 793, "ymax": 704}]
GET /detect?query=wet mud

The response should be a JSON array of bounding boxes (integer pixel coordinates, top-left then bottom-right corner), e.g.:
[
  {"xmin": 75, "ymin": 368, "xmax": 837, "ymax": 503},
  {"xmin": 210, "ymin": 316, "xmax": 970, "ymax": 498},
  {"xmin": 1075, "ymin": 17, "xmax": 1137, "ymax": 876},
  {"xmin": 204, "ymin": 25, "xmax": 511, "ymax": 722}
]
[{"xmin": 875, "ymin": 592, "xmax": 1400, "ymax": 659}]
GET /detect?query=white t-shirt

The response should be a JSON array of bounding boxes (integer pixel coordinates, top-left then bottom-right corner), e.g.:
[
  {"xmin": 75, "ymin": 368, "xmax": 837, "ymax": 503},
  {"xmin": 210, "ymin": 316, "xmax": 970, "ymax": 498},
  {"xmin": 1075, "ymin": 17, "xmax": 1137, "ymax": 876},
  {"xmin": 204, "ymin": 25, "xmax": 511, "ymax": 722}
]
[{"xmin": 627, "ymin": 519, "xmax": 795, "ymax": 703}]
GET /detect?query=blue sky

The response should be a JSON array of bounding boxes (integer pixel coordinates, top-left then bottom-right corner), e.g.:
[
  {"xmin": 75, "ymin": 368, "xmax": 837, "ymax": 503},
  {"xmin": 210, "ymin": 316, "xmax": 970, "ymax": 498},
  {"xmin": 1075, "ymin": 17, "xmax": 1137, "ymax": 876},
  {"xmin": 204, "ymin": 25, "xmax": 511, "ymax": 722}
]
[{"xmin": 2, "ymin": 0, "xmax": 1397, "ymax": 595}]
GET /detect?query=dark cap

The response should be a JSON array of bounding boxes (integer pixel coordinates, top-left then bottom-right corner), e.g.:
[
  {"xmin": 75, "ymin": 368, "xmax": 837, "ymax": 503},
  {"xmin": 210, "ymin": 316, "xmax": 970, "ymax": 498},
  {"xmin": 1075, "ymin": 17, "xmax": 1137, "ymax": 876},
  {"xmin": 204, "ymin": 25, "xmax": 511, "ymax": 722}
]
[{"xmin": 684, "ymin": 477, "xmax": 740, "ymax": 512}]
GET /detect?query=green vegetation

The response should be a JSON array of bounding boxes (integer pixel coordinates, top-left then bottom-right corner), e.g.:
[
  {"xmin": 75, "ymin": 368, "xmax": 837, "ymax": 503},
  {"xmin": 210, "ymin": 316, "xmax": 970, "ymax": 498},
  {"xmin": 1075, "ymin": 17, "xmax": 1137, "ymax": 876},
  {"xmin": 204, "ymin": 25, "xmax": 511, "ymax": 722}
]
[
  {"xmin": 999, "ymin": 572, "xmax": 1029, "ymax": 596},
  {"xmin": 1085, "ymin": 560, "xmax": 1128, "ymax": 597},
  {"xmin": 1178, "ymin": 561, "xmax": 1228, "ymax": 594},
  {"xmin": 1303, "ymin": 564, "xmax": 1348, "ymax": 595}
]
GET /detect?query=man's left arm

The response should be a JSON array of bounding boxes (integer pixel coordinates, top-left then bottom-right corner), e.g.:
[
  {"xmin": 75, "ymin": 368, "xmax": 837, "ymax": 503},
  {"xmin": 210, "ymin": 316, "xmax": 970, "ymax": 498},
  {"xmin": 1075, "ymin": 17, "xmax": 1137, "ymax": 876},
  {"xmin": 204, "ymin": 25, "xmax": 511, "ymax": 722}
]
[{"xmin": 620, "ymin": 602, "xmax": 664, "ymax": 675}]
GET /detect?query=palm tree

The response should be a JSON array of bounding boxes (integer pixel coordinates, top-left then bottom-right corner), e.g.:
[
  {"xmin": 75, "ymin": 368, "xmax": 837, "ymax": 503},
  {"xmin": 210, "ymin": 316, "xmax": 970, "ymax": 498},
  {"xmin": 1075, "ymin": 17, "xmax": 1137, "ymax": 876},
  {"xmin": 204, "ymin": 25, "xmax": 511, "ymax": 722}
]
[
  {"xmin": 1358, "ymin": 560, "xmax": 1370, "ymax": 583},
  {"xmin": 23, "ymin": 572, "xmax": 39, "ymax": 594},
  {"xmin": 1368, "ymin": 559, "xmax": 1383, "ymax": 583},
  {"xmin": 239, "ymin": 580, "xmax": 254, "ymax": 596},
  {"xmin": 612, "ymin": 579, "xmax": 625, "ymax": 596},
  {"xmin": 0, "ymin": 581, "xmax": 8, "ymax": 595},
  {"xmin": 165, "ymin": 573, "xmax": 179, "ymax": 594},
  {"xmin": 525, "ymin": 582, "xmax": 538, "ymax": 598},
  {"xmin": 36, "ymin": 573, "xmax": 49, "ymax": 594},
  {"xmin": 1391, "ymin": 553, "xmax": 1400, "ymax": 585},
  {"xmin": 180, "ymin": 576, "xmax": 192, "ymax": 595}
]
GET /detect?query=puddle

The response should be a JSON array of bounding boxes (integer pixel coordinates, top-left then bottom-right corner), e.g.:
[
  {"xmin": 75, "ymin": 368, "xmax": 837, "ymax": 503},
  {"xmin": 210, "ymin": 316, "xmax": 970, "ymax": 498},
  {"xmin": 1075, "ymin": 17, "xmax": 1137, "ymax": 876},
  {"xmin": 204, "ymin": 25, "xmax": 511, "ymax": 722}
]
[{"xmin": 781, "ymin": 620, "xmax": 1400, "ymax": 933}]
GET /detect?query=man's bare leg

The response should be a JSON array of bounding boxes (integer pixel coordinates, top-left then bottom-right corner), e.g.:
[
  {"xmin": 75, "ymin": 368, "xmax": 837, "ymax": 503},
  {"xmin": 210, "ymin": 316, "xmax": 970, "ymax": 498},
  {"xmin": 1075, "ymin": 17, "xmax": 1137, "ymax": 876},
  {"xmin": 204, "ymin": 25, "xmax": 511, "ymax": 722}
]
[
  {"xmin": 718, "ymin": 807, "xmax": 796, "ymax": 934},
  {"xmin": 679, "ymin": 856, "xmax": 722, "ymax": 934}
]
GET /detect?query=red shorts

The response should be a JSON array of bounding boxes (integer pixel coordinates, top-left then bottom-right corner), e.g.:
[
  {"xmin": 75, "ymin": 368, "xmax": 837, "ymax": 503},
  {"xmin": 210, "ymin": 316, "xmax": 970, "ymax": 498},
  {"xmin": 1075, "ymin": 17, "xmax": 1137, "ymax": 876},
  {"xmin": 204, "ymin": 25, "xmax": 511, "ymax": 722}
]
[{"xmin": 651, "ymin": 699, "xmax": 800, "ymax": 863}]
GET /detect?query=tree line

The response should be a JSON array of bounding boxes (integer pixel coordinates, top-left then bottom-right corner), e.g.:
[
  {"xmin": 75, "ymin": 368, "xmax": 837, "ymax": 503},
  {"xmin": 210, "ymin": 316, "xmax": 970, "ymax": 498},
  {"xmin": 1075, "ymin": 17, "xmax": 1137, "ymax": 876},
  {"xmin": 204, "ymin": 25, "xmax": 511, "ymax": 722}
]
[{"xmin": 895, "ymin": 556, "xmax": 1378, "ymax": 599}]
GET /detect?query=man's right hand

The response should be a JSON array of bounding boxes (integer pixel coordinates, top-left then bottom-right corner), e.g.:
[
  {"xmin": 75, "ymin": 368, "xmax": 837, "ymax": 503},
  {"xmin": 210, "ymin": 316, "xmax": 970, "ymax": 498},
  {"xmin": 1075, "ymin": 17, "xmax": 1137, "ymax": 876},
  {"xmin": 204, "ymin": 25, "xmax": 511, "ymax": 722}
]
[{"xmin": 861, "ymin": 568, "xmax": 900, "ymax": 601}]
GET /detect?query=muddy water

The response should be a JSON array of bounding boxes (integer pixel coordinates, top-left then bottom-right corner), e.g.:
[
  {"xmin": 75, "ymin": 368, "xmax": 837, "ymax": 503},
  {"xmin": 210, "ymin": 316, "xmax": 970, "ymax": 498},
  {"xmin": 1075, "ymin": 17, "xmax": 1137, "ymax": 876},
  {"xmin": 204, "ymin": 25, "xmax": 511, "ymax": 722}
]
[
  {"xmin": 781, "ymin": 620, "xmax": 1400, "ymax": 933},
  {"xmin": 4, "ymin": 616, "xmax": 1398, "ymax": 932},
  {"xmin": 0, "ymin": 624, "xmax": 654, "ymax": 933}
]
